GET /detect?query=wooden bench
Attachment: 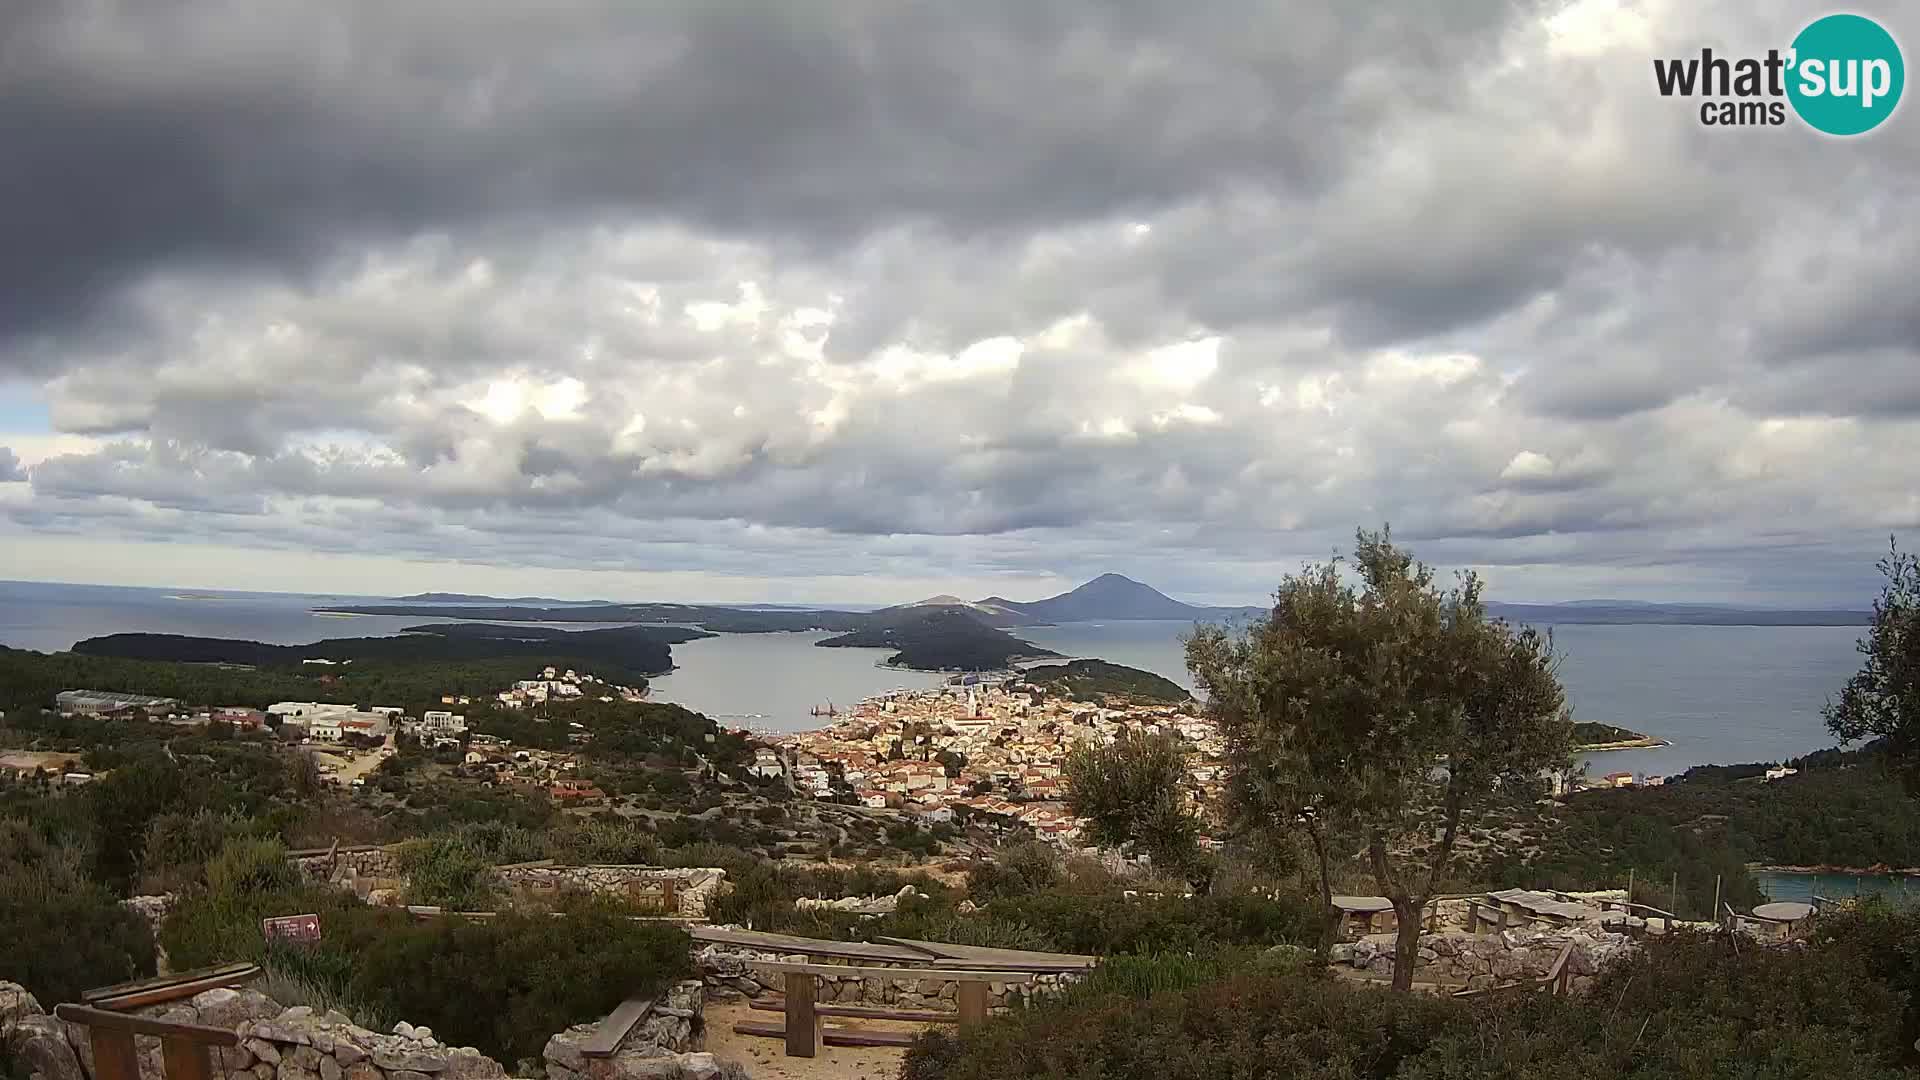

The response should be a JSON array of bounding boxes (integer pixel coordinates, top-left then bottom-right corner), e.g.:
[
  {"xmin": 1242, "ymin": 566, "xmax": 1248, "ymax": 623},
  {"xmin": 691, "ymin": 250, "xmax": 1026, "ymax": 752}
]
[
  {"xmin": 575, "ymin": 996, "xmax": 654, "ymax": 1059},
  {"xmin": 55, "ymin": 1005, "xmax": 238, "ymax": 1080},
  {"xmin": 83, "ymin": 964, "xmax": 263, "ymax": 1011},
  {"xmin": 744, "ymin": 962, "xmax": 1036, "ymax": 1058},
  {"xmin": 748, "ymin": 997, "xmax": 958, "ymax": 1023},
  {"xmin": 730, "ymin": 1019, "xmax": 917, "ymax": 1048}
]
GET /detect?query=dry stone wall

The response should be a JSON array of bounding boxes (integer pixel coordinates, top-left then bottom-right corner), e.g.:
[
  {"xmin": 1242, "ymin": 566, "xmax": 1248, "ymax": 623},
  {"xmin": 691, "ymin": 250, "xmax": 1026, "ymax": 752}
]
[
  {"xmin": 289, "ymin": 849, "xmax": 723, "ymax": 921},
  {"xmin": 1328, "ymin": 928, "xmax": 1635, "ymax": 991},
  {"xmin": 3, "ymin": 983, "xmax": 510, "ymax": 1080},
  {"xmin": 693, "ymin": 938, "xmax": 1082, "ymax": 1013},
  {"xmin": 541, "ymin": 982, "xmax": 722, "ymax": 1080},
  {"xmin": 496, "ymin": 867, "xmax": 723, "ymax": 921}
]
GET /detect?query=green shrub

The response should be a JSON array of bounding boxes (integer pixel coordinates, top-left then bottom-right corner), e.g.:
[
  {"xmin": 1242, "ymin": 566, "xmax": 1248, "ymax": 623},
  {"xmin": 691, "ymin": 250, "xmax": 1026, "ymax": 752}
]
[
  {"xmin": 902, "ymin": 920, "xmax": 1920, "ymax": 1080},
  {"xmin": 205, "ymin": 836, "xmax": 302, "ymax": 899},
  {"xmin": 0, "ymin": 819, "xmax": 154, "ymax": 1004},
  {"xmin": 347, "ymin": 897, "xmax": 691, "ymax": 1063},
  {"xmin": 397, "ymin": 836, "xmax": 499, "ymax": 910},
  {"xmin": 140, "ymin": 809, "xmax": 262, "ymax": 892},
  {"xmin": 543, "ymin": 819, "xmax": 660, "ymax": 865}
]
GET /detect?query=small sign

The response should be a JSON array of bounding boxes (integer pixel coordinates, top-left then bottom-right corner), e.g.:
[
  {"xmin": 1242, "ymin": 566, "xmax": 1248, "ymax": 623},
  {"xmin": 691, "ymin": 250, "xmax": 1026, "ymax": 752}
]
[{"xmin": 262, "ymin": 913, "xmax": 322, "ymax": 944}]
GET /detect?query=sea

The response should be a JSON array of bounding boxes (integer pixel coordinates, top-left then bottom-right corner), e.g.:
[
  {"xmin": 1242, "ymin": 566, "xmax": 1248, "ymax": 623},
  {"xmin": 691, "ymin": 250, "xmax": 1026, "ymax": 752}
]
[
  {"xmin": 0, "ymin": 580, "xmax": 1869, "ymax": 769},
  {"xmin": 2, "ymin": 579, "xmax": 1899, "ymax": 902}
]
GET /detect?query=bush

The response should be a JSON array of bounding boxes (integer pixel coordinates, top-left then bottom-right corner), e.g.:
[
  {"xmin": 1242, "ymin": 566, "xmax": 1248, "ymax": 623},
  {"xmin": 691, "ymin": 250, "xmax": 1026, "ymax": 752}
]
[
  {"xmin": 982, "ymin": 889, "xmax": 1318, "ymax": 956},
  {"xmin": 206, "ymin": 836, "xmax": 303, "ymax": 899},
  {"xmin": 902, "ymin": 920, "xmax": 1920, "ymax": 1080},
  {"xmin": 347, "ymin": 897, "xmax": 691, "ymax": 1063},
  {"xmin": 0, "ymin": 818, "xmax": 154, "ymax": 1004},
  {"xmin": 397, "ymin": 836, "xmax": 499, "ymax": 910},
  {"xmin": 141, "ymin": 809, "xmax": 268, "ymax": 892}
]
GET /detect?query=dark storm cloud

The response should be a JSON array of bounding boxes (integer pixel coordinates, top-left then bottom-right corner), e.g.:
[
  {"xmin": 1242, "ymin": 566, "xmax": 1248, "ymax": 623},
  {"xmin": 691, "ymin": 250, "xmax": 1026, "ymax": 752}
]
[
  {"xmin": 1, "ymin": 0, "xmax": 1917, "ymax": 605},
  {"xmin": 0, "ymin": 0, "xmax": 1548, "ymax": 352}
]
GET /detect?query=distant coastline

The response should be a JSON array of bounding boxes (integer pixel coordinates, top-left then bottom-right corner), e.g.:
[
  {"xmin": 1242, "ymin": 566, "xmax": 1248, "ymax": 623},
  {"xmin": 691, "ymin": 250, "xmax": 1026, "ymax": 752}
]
[
  {"xmin": 1756, "ymin": 863, "xmax": 1920, "ymax": 877},
  {"xmin": 1575, "ymin": 736, "xmax": 1670, "ymax": 752}
]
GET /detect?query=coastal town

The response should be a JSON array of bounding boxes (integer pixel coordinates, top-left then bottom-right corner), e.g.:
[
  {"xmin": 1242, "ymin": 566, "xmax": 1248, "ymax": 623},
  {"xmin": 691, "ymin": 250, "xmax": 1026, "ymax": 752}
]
[
  {"xmin": 767, "ymin": 677, "xmax": 1225, "ymax": 847},
  {"xmin": 23, "ymin": 664, "xmax": 1771, "ymax": 844}
]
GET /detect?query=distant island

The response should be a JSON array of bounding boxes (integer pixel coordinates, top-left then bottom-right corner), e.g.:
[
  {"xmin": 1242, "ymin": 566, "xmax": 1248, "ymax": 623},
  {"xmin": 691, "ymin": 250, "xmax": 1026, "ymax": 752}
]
[
  {"xmin": 68, "ymin": 622, "xmax": 710, "ymax": 684},
  {"xmin": 1020, "ymin": 659, "xmax": 1191, "ymax": 705},
  {"xmin": 392, "ymin": 592, "xmax": 615, "ymax": 605},
  {"xmin": 318, "ymin": 574, "xmax": 1869, "ymax": 631},
  {"xmin": 817, "ymin": 609, "xmax": 1059, "ymax": 671},
  {"xmin": 1572, "ymin": 721, "xmax": 1669, "ymax": 751}
]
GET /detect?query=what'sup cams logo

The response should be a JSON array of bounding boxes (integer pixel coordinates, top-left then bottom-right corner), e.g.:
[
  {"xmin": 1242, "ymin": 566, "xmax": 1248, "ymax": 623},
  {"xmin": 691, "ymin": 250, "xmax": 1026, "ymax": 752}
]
[{"xmin": 1654, "ymin": 13, "xmax": 1904, "ymax": 134}]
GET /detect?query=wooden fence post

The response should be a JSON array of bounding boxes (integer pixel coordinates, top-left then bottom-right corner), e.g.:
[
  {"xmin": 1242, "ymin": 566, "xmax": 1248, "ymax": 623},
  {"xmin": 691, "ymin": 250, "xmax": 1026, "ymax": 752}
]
[{"xmin": 784, "ymin": 973, "xmax": 817, "ymax": 1058}]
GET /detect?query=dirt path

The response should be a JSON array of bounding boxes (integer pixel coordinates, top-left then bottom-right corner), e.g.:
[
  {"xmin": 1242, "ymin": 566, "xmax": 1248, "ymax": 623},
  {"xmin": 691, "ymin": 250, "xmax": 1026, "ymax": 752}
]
[{"xmin": 702, "ymin": 1001, "xmax": 919, "ymax": 1080}]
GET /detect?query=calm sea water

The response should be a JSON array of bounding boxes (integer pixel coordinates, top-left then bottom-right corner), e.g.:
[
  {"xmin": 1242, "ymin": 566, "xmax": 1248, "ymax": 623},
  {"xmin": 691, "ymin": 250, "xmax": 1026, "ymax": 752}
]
[
  {"xmin": 1754, "ymin": 871, "xmax": 1920, "ymax": 906},
  {"xmin": 0, "ymin": 582, "xmax": 1869, "ymax": 771}
]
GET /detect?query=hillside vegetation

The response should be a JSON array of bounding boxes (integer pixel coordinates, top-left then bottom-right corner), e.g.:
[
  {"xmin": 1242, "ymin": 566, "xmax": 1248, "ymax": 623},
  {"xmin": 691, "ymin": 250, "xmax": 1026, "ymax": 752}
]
[{"xmin": 1023, "ymin": 659, "xmax": 1191, "ymax": 704}]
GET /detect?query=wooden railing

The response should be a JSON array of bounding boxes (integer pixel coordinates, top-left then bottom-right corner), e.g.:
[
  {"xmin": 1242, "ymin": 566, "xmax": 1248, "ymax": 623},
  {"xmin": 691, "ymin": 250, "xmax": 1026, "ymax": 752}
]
[
  {"xmin": 54, "ymin": 1005, "xmax": 238, "ymax": 1080},
  {"xmin": 1451, "ymin": 940, "xmax": 1576, "ymax": 1000}
]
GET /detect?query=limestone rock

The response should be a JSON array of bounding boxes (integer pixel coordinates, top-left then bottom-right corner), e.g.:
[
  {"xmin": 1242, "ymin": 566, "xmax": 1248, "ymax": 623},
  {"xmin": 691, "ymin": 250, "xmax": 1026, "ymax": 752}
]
[
  {"xmin": 679, "ymin": 1055, "xmax": 721, "ymax": 1080},
  {"xmin": 344, "ymin": 1063, "xmax": 382, "ymax": 1080},
  {"xmin": 251, "ymin": 1022, "xmax": 310, "ymax": 1046},
  {"xmin": 372, "ymin": 1048, "xmax": 447, "ymax": 1072},
  {"xmin": 442, "ymin": 1048, "xmax": 505, "ymax": 1080},
  {"xmin": 393, "ymin": 1022, "xmax": 417, "ymax": 1039},
  {"xmin": 247, "ymin": 1039, "xmax": 284, "ymax": 1065},
  {"xmin": 276, "ymin": 1063, "xmax": 319, "ymax": 1080},
  {"xmin": 195, "ymin": 990, "xmax": 282, "ymax": 1035},
  {"xmin": 7, "ymin": 1014, "xmax": 85, "ymax": 1080},
  {"xmin": 221, "ymin": 1040, "xmax": 257, "ymax": 1073},
  {"xmin": 289, "ymin": 1044, "xmax": 324, "ymax": 1070},
  {"xmin": 320, "ymin": 1056, "xmax": 342, "ymax": 1080},
  {"xmin": 0, "ymin": 982, "xmax": 44, "ymax": 1030},
  {"xmin": 254, "ymin": 1064, "xmax": 276, "ymax": 1080},
  {"xmin": 333, "ymin": 1041, "xmax": 368, "ymax": 1067},
  {"xmin": 391, "ymin": 1070, "xmax": 435, "ymax": 1080}
]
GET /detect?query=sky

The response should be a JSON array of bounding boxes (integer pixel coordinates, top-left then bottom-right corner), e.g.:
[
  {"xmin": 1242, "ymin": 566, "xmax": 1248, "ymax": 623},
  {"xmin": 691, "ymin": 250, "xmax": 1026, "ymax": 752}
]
[{"xmin": 0, "ymin": 0, "xmax": 1916, "ymax": 608}]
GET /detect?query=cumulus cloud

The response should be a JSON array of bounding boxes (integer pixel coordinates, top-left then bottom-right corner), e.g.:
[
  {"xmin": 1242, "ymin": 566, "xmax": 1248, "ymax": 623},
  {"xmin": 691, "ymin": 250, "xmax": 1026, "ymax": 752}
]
[
  {"xmin": 0, "ymin": 0, "xmax": 1916, "ymax": 605},
  {"xmin": 0, "ymin": 447, "xmax": 24, "ymax": 483}
]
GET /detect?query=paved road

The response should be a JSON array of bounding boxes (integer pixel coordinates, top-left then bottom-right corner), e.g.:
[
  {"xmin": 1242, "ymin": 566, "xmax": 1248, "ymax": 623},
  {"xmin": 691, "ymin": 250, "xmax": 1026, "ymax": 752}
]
[{"xmin": 316, "ymin": 733, "xmax": 397, "ymax": 785}]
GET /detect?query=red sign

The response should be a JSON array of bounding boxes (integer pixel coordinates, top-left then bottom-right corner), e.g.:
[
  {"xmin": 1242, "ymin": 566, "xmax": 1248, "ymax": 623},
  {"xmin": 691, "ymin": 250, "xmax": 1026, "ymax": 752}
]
[{"xmin": 262, "ymin": 913, "xmax": 322, "ymax": 944}]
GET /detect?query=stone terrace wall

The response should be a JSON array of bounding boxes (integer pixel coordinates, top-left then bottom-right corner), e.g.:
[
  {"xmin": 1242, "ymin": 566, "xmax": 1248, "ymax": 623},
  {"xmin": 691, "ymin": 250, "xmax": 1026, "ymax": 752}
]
[
  {"xmin": 3, "ymin": 984, "xmax": 506, "ymax": 1080},
  {"xmin": 694, "ymin": 939, "xmax": 1083, "ymax": 1013},
  {"xmin": 542, "ymin": 981, "xmax": 722, "ymax": 1080},
  {"xmin": 1330, "ymin": 927, "xmax": 1635, "ymax": 991},
  {"xmin": 289, "ymin": 848, "xmax": 725, "ymax": 921},
  {"xmin": 496, "ymin": 866, "xmax": 724, "ymax": 922}
]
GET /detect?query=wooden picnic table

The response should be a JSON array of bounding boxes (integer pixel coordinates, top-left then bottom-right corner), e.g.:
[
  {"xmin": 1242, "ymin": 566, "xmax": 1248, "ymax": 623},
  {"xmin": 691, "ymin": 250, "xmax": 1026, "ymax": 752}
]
[
  {"xmin": 872, "ymin": 937, "xmax": 1099, "ymax": 971},
  {"xmin": 745, "ymin": 962, "xmax": 1036, "ymax": 1059},
  {"xmin": 689, "ymin": 926, "xmax": 934, "ymax": 964}
]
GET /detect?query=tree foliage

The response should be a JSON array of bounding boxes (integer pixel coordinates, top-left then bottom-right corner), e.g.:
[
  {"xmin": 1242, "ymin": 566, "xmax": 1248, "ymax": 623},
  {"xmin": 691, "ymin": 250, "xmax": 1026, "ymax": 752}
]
[
  {"xmin": 1063, "ymin": 729, "xmax": 1203, "ymax": 879},
  {"xmin": 1827, "ymin": 537, "xmax": 1920, "ymax": 792},
  {"xmin": 1187, "ymin": 527, "xmax": 1571, "ymax": 987}
]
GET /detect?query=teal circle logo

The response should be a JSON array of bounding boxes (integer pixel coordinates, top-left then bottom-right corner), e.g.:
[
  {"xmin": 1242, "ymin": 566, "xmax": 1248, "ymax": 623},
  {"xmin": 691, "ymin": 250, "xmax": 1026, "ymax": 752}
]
[{"xmin": 1787, "ymin": 14, "xmax": 1904, "ymax": 135}]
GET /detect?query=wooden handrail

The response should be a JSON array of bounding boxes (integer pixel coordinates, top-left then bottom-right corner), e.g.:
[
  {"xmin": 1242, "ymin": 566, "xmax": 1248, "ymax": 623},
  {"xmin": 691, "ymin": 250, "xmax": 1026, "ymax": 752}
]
[
  {"xmin": 54, "ymin": 1005, "xmax": 240, "ymax": 1045},
  {"xmin": 1451, "ymin": 941, "xmax": 1576, "ymax": 999},
  {"xmin": 748, "ymin": 961, "xmax": 1036, "ymax": 982},
  {"xmin": 57, "ymin": 1003, "xmax": 239, "ymax": 1080}
]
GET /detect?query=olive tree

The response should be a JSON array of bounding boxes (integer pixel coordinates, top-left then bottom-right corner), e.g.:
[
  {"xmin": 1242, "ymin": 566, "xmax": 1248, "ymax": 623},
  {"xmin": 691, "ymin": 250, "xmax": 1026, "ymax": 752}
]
[
  {"xmin": 1826, "ymin": 538, "xmax": 1920, "ymax": 791},
  {"xmin": 1063, "ymin": 729, "xmax": 1204, "ymax": 881},
  {"xmin": 1186, "ymin": 528, "xmax": 1570, "ymax": 989}
]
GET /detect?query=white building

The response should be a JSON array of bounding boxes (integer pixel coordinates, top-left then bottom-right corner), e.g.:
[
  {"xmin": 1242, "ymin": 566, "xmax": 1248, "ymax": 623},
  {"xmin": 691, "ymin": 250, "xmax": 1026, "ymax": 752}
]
[
  {"xmin": 268, "ymin": 702, "xmax": 358, "ymax": 721},
  {"xmin": 421, "ymin": 710, "xmax": 468, "ymax": 734},
  {"xmin": 748, "ymin": 748, "xmax": 784, "ymax": 780}
]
